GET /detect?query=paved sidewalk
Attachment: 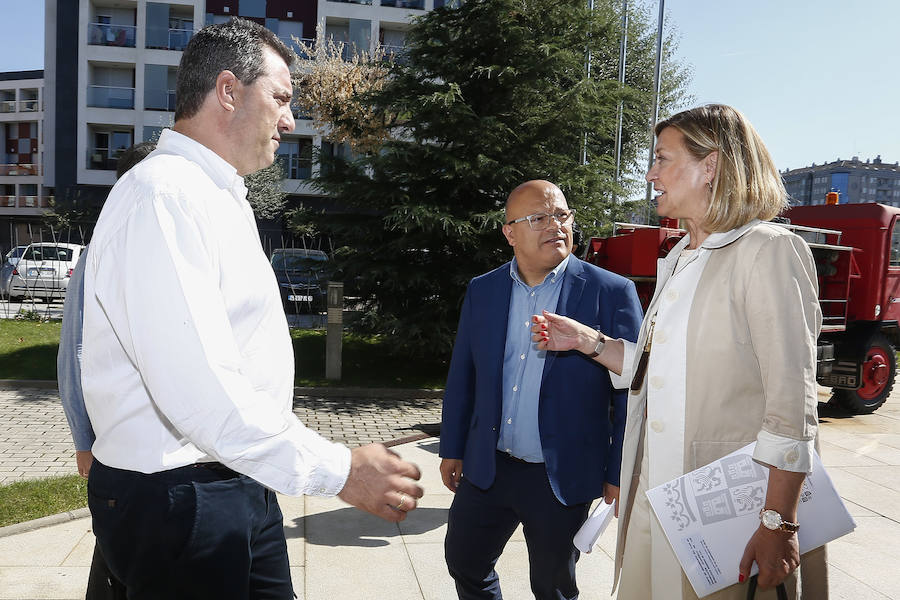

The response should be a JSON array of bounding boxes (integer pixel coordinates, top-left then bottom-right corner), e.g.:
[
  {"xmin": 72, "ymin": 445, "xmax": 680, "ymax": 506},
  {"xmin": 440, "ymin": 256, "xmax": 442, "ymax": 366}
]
[
  {"xmin": 1, "ymin": 386, "xmax": 900, "ymax": 598},
  {"xmin": 0, "ymin": 386, "xmax": 443, "ymax": 484}
]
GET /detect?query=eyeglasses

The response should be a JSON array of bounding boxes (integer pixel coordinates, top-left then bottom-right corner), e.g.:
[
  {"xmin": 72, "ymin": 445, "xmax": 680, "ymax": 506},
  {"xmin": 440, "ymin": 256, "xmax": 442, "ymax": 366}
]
[{"xmin": 506, "ymin": 209, "xmax": 576, "ymax": 231}]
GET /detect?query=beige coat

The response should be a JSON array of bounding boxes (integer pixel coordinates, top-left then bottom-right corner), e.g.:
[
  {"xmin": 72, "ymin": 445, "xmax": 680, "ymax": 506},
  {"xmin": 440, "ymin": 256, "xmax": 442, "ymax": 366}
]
[{"xmin": 614, "ymin": 221, "xmax": 826, "ymax": 599}]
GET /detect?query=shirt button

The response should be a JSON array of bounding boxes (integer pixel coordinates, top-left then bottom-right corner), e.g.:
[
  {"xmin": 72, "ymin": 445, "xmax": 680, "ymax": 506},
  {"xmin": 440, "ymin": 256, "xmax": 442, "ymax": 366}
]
[
  {"xmin": 512, "ymin": 385, "xmax": 518, "ymax": 392},
  {"xmin": 650, "ymin": 420, "xmax": 664, "ymax": 433},
  {"xmin": 666, "ymin": 288, "xmax": 679, "ymax": 302},
  {"xmin": 650, "ymin": 376, "xmax": 664, "ymax": 389},
  {"xmin": 655, "ymin": 330, "xmax": 668, "ymax": 344},
  {"xmin": 506, "ymin": 448, "xmax": 511, "ymax": 453},
  {"xmin": 525, "ymin": 321, "xmax": 530, "ymax": 327},
  {"xmin": 520, "ymin": 353, "xmax": 525, "ymax": 360},
  {"xmin": 530, "ymin": 291, "xmax": 535, "ymax": 297},
  {"xmin": 507, "ymin": 418, "xmax": 512, "ymax": 425}
]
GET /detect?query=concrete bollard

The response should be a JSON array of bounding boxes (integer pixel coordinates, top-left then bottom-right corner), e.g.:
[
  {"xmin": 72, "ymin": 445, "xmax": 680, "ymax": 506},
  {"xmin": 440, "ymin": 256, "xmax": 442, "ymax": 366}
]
[{"xmin": 326, "ymin": 281, "xmax": 343, "ymax": 380}]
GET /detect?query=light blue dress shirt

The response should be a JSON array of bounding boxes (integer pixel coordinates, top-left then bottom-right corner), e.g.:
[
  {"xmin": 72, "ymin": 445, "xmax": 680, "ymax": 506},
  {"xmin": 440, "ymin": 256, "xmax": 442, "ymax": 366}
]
[
  {"xmin": 57, "ymin": 249, "xmax": 95, "ymax": 451},
  {"xmin": 497, "ymin": 254, "xmax": 570, "ymax": 462}
]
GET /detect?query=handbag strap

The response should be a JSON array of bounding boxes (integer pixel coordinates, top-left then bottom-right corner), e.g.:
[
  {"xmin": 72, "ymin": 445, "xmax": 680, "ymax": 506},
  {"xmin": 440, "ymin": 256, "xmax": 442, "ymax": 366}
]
[{"xmin": 746, "ymin": 575, "xmax": 788, "ymax": 600}]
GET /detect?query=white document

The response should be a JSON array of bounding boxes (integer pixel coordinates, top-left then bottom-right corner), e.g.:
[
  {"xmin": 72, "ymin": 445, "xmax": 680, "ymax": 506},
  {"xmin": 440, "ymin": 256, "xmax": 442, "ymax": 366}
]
[
  {"xmin": 646, "ymin": 442, "xmax": 855, "ymax": 598},
  {"xmin": 574, "ymin": 499, "xmax": 615, "ymax": 553}
]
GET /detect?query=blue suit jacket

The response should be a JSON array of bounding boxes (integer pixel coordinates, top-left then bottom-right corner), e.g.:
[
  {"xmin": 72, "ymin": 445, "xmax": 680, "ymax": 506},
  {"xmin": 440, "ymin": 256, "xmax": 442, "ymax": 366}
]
[{"xmin": 439, "ymin": 258, "xmax": 642, "ymax": 506}]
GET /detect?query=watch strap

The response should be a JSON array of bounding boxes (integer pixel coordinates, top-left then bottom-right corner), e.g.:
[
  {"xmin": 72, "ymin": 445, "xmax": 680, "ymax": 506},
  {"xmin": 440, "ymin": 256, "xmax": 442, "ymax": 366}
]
[{"xmin": 588, "ymin": 335, "xmax": 605, "ymax": 358}]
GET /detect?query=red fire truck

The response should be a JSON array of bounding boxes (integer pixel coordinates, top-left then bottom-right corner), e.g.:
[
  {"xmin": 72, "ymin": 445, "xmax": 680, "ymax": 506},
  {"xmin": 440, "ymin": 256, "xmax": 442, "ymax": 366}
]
[{"xmin": 585, "ymin": 199, "xmax": 900, "ymax": 414}]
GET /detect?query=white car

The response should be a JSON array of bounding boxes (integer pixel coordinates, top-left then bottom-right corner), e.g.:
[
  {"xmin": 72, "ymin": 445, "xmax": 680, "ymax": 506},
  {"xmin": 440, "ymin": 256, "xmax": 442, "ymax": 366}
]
[
  {"xmin": 8, "ymin": 242, "xmax": 85, "ymax": 302},
  {"xmin": 1, "ymin": 245, "xmax": 28, "ymax": 298}
]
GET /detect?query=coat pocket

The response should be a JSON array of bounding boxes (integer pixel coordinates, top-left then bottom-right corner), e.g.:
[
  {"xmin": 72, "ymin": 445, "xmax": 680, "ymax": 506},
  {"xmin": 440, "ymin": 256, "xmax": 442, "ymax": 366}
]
[{"xmin": 690, "ymin": 439, "xmax": 756, "ymax": 471}]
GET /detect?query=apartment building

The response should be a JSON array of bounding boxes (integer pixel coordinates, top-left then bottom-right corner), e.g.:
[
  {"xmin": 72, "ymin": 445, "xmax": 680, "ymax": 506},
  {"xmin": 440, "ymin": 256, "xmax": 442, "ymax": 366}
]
[
  {"xmin": 783, "ymin": 156, "xmax": 900, "ymax": 206},
  {"xmin": 0, "ymin": 71, "xmax": 46, "ymax": 252},
  {"xmin": 42, "ymin": 0, "xmax": 444, "ymax": 248}
]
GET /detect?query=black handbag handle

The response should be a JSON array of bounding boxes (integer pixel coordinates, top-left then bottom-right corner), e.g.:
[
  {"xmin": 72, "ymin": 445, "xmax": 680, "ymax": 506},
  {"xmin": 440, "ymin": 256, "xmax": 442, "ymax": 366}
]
[{"xmin": 746, "ymin": 575, "xmax": 788, "ymax": 600}]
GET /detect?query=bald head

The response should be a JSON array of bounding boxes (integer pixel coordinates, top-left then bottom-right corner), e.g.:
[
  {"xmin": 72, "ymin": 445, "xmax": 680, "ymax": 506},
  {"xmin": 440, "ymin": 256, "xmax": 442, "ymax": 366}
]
[{"xmin": 505, "ymin": 180, "xmax": 566, "ymax": 220}]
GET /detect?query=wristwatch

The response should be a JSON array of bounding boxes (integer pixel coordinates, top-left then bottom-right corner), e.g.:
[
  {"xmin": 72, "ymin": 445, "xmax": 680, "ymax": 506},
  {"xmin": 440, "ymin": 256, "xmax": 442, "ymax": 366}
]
[
  {"xmin": 759, "ymin": 509, "xmax": 799, "ymax": 533},
  {"xmin": 588, "ymin": 334, "xmax": 605, "ymax": 358}
]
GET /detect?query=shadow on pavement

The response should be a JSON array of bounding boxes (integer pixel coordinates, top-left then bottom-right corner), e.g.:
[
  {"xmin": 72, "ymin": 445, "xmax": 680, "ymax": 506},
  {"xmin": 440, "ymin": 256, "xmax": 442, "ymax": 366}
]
[{"xmin": 284, "ymin": 506, "xmax": 448, "ymax": 547}]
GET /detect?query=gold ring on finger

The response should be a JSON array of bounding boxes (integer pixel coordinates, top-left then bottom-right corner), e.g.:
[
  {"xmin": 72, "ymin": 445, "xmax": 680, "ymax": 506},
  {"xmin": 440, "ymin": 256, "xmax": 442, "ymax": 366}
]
[{"xmin": 396, "ymin": 493, "xmax": 407, "ymax": 511}]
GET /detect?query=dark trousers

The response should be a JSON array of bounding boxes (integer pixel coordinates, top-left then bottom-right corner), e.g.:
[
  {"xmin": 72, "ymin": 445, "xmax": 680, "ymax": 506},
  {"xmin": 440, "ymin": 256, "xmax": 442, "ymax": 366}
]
[
  {"xmin": 444, "ymin": 452, "xmax": 590, "ymax": 600},
  {"xmin": 86, "ymin": 543, "xmax": 127, "ymax": 600},
  {"xmin": 88, "ymin": 460, "xmax": 293, "ymax": 600}
]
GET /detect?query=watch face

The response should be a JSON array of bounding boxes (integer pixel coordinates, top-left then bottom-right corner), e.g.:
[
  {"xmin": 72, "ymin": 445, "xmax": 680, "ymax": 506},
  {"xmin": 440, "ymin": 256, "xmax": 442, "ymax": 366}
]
[{"xmin": 761, "ymin": 509, "xmax": 782, "ymax": 530}]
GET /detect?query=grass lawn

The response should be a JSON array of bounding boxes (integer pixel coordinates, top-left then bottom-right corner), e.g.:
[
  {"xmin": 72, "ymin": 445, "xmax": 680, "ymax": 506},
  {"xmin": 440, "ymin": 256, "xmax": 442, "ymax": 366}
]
[
  {"xmin": 0, "ymin": 475, "xmax": 87, "ymax": 528},
  {"xmin": 0, "ymin": 319, "xmax": 62, "ymax": 380},
  {"xmin": 0, "ymin": 320, "xmax": 449, "ymax": 388}
]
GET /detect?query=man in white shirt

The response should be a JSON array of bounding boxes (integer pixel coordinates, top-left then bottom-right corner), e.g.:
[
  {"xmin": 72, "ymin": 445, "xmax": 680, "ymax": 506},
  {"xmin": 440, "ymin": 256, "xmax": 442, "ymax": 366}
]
[{"xmin": 81, "ymin": 18, "xmax": 423, "ymax": 598}]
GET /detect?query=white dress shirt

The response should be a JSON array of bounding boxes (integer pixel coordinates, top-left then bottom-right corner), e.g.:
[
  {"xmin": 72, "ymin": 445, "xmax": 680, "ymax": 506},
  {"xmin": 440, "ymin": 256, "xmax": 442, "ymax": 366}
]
[{"xmin": 81, "ymin": 128, "xmax": 350, "ymax": 497}]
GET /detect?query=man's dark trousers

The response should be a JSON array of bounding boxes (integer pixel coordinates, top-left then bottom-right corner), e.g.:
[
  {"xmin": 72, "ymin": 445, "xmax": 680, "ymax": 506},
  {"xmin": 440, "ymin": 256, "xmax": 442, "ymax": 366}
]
[
  {"xmin": 88, "ymin": 460, "xmax": 293, "ymax": 599},
  {"xmin": 445, "ymin": 452, "xmax": 590, "ymax": 600}
]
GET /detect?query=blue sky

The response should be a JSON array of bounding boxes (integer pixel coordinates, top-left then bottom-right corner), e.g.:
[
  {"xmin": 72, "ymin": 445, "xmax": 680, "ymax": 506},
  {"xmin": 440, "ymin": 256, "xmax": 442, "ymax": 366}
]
[{"xmin": 3, "ymin": 0, "xmax": 898, "ymax": 176}]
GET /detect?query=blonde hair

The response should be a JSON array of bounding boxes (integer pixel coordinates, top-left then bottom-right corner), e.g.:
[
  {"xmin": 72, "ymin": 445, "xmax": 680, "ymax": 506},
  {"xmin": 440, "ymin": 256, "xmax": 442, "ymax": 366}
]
[{"xmin": 655, "ymin": 104, "xmax": 787, "ymax": 232}]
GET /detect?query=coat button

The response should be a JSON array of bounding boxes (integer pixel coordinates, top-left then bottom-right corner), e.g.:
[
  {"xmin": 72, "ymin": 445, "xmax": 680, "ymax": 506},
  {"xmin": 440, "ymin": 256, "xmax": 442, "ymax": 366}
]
[
  {"xmin": 650, "ymin": 420, "xmax": 664, "ymax": 433},
  {"xmin": 666, "ymin": 288, "xmax": 679, "ymax": 302},
  {"xmin": 650, "ymin": 376, "xmax": 664, "ymax": 389},
  {"xmin": 655, "ymin": 330, "xmax": 668, "ymax": 344},
  {"xmin": 785, "ymin": 448, "xmax": 799, "ymax": 465}
]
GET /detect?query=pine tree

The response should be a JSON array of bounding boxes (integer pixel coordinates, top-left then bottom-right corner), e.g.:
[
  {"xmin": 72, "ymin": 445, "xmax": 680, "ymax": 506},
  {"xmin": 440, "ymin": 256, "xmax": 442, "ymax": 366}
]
[{"xmin": 290, "ymin": 0, "xmax": 690, "ymax": 355}]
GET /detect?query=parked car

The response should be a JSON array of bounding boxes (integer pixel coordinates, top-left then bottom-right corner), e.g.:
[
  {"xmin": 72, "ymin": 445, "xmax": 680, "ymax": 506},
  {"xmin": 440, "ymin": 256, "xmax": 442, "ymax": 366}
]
[
  {"xmin": 7, "ymin": 242, "xmax": 85, "ymax": 302},
  {"xmin": 1, "ymin": 245, "xmax": 29, "ymax": 299},
  {"xmin": 270, "ymin": 248, "xmax": 329, "ymax": 314}
]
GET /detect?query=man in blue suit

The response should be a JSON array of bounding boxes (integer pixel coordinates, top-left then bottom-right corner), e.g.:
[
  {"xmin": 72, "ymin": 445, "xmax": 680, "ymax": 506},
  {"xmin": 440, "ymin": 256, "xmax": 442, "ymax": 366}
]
[{"xmin": 440, "ymin": 180, "xmax": 642, "ymax": 600}]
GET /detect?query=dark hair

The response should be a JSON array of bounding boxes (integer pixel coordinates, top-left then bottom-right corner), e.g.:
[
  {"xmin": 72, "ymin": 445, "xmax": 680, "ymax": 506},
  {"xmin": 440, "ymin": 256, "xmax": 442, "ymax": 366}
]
[
  {"xmin": 116, "ymin": 141, "xmax": 157, "ymax": 179},
  {"xmin": 175, "ymin": 18, "xmax": 293, "ymax": 121}
]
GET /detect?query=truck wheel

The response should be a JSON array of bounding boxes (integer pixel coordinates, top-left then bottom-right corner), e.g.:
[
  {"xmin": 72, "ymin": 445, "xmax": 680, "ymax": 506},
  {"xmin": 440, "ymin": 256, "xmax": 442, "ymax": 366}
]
[{"xmin": 831, "ymin": 332, "xmax": 896, "ymax": 414}]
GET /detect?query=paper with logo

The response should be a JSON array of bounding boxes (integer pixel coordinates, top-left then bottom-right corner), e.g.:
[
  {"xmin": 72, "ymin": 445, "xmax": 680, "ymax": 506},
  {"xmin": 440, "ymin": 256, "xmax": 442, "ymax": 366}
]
[
  {"xmin": 573, "ymin": 499, "xmax": 615, "ymax": 553},
  {"xmin": 646, "ymin": 442, "xmax": 855, "ymax": 598}
]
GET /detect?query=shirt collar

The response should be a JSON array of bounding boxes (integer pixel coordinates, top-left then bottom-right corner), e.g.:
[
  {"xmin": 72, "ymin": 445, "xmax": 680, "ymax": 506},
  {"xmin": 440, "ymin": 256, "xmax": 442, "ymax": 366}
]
[
  {"xmin": 156, "ymin": 128, "xmax": 247, "ymax": 197},
  {"xmin": 681, "ymin": 219, "xmax": 762, "ymax": 251},
  {"xmin": 509, "ymin": 253, "xmax": 571, "ymax": 287}
]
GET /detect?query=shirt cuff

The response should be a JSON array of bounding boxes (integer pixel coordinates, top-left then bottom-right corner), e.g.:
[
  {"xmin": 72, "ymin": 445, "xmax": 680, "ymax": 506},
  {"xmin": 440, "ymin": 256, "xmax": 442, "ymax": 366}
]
[
  {"xmin": 608, "ymin": 339, "xmax": 637, "ymax": 389},
  {"xmin": 752, "ymin": 429, "xmax": 814, "ymax": 474},
  {"xmin": 303, "ymin": 442, "xmax": 352, "ymax": 497}
]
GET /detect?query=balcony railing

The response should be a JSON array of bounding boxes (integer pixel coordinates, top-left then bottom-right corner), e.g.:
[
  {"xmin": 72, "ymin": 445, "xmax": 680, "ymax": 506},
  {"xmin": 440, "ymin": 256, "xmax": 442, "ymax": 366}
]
[
  {"xmin": 87, "ymin": 149, "xmax": 118, "ymax": 171},
  {"xmin": 382, "ymin": 44, "xmax": 409, "ymax": 64},
  {"xmin": 0, "ymin": 100, "xmax": 15, "ymax": 113},
  {"xmin": 329, "ymin": 0, "xmax": 372, "ymax": 4},
  {"xmin": 381, "ymin": 0, "xmax": 425, "ymax": 7},
  {"xmin": 0, "ymin": 164, "xmax": 40, "ymax": 176},
  {"xmin": 280, "ymin": 156, "xmax": 313, "ymax": 180},
  {"xmin": 19, "ymin": 99, "xmax": 39, "ymax": 112},
  {"xmin": 146, "ymin": 27, "xmax": 194, "ymax": 50},
  {"xmin": 279, "ymin": 36, "xmax": 315, "ymax": 57},
  {"xmin": 88, "ymin": 23, "xmax": 137, "ymax": 48},
  {"xmin": 168, "ymin": 28, "xmax": 193, "ymax": 51},
  {"xmin": 0, "ymin": 195, "xmax": 51, "ymax": 209},
  {"xmin": 88, "ymin": 85, "xmax": 136, "ymax": 109},
  {"xmin": 146, "ymin": 89, "xmax": 176, "ymax": 112}
]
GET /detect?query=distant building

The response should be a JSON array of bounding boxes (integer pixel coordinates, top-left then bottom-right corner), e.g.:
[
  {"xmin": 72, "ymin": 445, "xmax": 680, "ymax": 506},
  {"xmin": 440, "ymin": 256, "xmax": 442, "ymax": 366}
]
[
  {"xmin": 0, "ymin": 70, "xmax": 45, "ymax": 253},
  {"xmin": 42, "ymin": 0, "xmax": 441, "ymax": 251},
  {"xmin": 782, "ymin": 156, "xmax": 900, "ymax": 206}
]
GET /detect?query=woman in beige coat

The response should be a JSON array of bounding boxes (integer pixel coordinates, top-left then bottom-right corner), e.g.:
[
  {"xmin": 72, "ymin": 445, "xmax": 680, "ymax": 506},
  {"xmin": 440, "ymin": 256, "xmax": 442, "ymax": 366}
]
[{"xmin": 533, "ymin": 104, "xmax": 824, "ymax": 600}]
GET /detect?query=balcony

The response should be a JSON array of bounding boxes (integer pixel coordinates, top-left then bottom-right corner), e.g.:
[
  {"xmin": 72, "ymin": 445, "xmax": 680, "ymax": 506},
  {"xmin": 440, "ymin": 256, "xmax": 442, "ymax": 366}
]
[
  {"xmin": 146, "ymin": 89, "xmax": 176, "ymax": 112},
  {"xmin": 0, "ymin": 101, "xmax": 15, "ymax": 113},
  {"xmin": 19, "ymin": 99, "xmax": 39, "ymax": 112},
  {"xmin": 279, "ymin": 36, "xmax": 315, "ymax": 57},
  {"xmin": 381, "ymin": 0, "xmax": 425, "ymax": 7},
  {"xmin": 88, "ymin": 23, "xmax": 137, "ymax": 48},
  {"xmin": 329, "ymin": 0, "xmax": 373, "ymax": 4},
  {"xmin": 281, "ymin": 156, "xmax": 313, "ymax": 180},
  {"xmin": 0, "ymin": 164, "xmax": 40, "ymax": 176},
  {"xmin": 382, "ymin": 44, "xmax": 409, "ymax": 64},
  {"xmin": 87, "ymin": 149, "xmax": 118, "ymax": 171},
  {"xmin": 146, "ymin": 27, "xmax": 194, "ymax": 50},
  {"xmin": 88, "ymin": 85, "xmax": 136, "ymax": 109},
  {"xmin": 0, "ymin": 195, "xmax": 51, "ymax": 209}
]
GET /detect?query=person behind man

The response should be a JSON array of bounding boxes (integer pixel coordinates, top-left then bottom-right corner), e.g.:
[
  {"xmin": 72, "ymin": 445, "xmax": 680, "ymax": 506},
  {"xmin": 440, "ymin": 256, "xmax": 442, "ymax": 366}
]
[
  {"xmin": 80, "ymin": 19, "xmax": 423, "ymax": 599},
  {"xmin": 58, "ymin": 140, "xmax": 156, "ymax": 600},
  {"xmin": 439, "ymin": 180, "xmax": 643, "ymax": 600}
]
